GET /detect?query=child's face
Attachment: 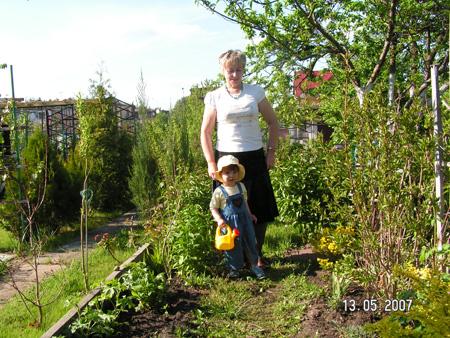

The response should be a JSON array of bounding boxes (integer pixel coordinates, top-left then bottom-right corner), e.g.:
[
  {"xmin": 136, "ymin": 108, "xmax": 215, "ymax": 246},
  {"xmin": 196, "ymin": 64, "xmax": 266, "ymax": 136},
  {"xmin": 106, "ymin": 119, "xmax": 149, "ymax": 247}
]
[{"xmin": 221, "ymin": 165, "xmax": 238, "ymax": 187}]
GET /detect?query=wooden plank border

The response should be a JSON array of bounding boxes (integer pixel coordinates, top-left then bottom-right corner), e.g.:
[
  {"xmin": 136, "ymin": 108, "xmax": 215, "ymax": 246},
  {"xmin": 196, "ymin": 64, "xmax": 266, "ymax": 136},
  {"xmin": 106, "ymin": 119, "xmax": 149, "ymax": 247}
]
[{"xmin": 41, "ymin": 242, "xmax": 150, "ymax": 338}]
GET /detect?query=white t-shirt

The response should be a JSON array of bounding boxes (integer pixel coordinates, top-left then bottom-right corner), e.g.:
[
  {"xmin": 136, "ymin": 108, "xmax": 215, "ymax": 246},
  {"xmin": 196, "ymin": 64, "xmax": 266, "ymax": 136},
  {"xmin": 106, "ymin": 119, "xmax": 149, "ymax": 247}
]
[
  {"xmin": 209, "ymin": 182, "xmax": 248, "ymax": 210},
  {"xmin": 204, "ymin": 84, "xmax": 265, "ymax": 152}
]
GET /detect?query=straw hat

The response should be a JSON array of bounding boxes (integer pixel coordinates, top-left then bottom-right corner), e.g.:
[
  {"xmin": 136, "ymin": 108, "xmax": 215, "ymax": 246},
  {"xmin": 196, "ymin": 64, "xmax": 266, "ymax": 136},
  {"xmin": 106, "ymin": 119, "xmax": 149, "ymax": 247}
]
[{"xmin": 215, "ymin": 155, "xmax": 245, "ymax": 183}]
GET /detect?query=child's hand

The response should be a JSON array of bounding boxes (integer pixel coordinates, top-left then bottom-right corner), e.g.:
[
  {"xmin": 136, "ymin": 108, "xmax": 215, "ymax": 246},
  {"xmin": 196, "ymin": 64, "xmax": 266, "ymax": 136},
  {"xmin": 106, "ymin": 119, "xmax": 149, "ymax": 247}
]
[
  {"xmin": 251, "ymin": 214, "xmax": 257, "ymax": 224},
  {"xmin": 217, "ymin": 219, "xmax": 226, "ymax": 228}
]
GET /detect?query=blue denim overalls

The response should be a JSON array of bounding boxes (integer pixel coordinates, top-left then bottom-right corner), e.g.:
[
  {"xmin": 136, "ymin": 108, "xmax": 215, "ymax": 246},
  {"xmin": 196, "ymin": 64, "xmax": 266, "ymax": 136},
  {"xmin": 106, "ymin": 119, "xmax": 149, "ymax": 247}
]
[{"xmin": 219, "ymin": 183, "xmax": 259, "ymax": 272}]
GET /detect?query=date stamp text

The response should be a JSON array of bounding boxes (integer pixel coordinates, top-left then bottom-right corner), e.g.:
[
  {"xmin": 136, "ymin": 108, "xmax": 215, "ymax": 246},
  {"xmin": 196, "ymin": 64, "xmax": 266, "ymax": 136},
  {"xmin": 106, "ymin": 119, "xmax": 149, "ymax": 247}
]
[{"xmin": 342, "ymin": 298, "xmax": 413, "ymax": 312}]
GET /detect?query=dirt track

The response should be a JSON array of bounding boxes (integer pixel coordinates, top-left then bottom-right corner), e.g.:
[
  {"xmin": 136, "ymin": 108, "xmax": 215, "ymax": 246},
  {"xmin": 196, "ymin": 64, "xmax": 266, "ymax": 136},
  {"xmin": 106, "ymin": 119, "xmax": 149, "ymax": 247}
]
[{"xmin": 0, "ymin": 211, "xmax": 138, "ymax": 307}]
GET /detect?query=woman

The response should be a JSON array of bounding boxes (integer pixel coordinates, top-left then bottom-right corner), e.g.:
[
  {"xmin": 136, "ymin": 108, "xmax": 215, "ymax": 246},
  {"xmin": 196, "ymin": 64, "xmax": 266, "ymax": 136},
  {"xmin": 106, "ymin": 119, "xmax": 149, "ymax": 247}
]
[{"xmin": 200, "ymin": 49, "xmax": 279, "ymax": 268}]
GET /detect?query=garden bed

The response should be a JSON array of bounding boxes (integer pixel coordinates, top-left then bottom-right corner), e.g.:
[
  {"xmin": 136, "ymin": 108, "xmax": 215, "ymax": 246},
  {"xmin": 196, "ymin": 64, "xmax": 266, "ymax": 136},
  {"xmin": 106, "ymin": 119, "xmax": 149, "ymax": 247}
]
[
  {"xmin": 113, "ymin": 277, "xmax": 204, "ymax": 337},
  {"xmin": 94, "ymin": 246, "xmax": 381, "ymax": 337},
  {"xmin": 41, "ymin": 243, "xmax": 150, "ymax": 338}
]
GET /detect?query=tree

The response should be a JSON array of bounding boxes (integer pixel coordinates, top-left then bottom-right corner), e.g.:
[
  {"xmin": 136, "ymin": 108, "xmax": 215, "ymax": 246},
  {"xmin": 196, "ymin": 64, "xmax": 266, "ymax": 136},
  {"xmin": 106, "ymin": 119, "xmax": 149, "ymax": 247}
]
[
  {"xmin": 197, "ymin": 0, "xmax": 448, "ymax": 115},
  {"xmin": 128, "ymin": 80, "xmax": 220, "ymax": 216},
  {"xmin": 77, "ymin": 74, "xmax": 133, "ymax": 211},
  {"xmin": 136, "ymin": 69, "xmax": 150, "ymax": 121}
]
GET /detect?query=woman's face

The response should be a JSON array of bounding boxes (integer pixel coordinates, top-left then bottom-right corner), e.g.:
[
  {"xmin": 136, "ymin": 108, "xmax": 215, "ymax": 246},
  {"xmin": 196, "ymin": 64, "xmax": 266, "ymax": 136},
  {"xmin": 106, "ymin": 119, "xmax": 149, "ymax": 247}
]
[{"xmin": 223, "ymin": 63, "xmax": 244, "ymax": 90}]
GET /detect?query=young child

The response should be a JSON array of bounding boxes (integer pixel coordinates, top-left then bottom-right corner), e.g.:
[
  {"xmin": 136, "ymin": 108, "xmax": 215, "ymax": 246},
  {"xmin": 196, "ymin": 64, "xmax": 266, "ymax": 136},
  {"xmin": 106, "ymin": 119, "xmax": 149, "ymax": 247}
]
[{"xmin": 210, "ymin": 155, "xmax": 266, "ymax": 279}]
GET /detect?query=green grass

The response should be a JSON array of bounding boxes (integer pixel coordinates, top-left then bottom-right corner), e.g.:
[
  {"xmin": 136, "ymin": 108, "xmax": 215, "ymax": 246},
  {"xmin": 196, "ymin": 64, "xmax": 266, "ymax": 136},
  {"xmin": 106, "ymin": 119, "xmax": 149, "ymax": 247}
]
[
  {"xmin": 0, "ymin": 211, "xmax": 123, "ymax": 254},
  {"xmin": 192, "ymin": 273, "xmax": 323, "ymax": 337},
  {"xmin": 43, "ymin": 210, "xmax": 123, "ymax": 250},
  {"xmin": 0, "ymin": 245, "xmax": 135, "ymax": 338},
  {"xmin": 0, "ymin": 227, "xmax": 18, "ymax": 252},
  {"xmin": 188, "ymin": 221, "xmax": 324, "ymax": 337},
  {"xmin": 263, "ymin": 220, "xmax": 309, "ymax": 258}
]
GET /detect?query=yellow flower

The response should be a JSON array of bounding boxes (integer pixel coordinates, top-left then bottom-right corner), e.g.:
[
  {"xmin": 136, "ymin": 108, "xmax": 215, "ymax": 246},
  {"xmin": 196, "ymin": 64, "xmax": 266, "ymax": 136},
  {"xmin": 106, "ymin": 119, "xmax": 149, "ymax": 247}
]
[
  {"xmin": 335, "ymin": 225, "xmax": 345, "ymax": 234},
  {"xmin": 318, "ymin": 258, "xmax": 334, "ymax": 270},
  {"xmin": 328, "ymin": 242, "xmax": 338, "ymax": 254},
  {"xmin": 418, "ymin": 268, "xmax": 431, "ymax": 280}
]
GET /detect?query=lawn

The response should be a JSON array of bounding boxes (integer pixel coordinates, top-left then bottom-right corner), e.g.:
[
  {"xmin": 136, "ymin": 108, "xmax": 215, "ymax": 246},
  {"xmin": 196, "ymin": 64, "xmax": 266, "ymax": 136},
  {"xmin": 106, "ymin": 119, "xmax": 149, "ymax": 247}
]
[
  {"xmin": 0, "ymin": 245, "xmax": 136, "ymax": 338},
  {"xmin": 0, "ymin": 228, "xmax": 17, "ymax": 252}
]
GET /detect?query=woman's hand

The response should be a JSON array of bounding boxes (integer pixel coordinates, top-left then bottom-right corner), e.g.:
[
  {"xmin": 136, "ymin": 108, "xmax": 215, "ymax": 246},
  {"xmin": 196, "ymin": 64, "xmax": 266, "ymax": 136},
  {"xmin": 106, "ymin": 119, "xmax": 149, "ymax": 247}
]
[
  {"xmin": 251, "ymin": 213, "xmax": 258, "ymax": 224},
  {"xmin": 266, "ymin": 149, "xmax": 275, "ymax": 169},
  {"xmin": 208, "ymin": 162, "xmax": 217, "ymax": 179}
]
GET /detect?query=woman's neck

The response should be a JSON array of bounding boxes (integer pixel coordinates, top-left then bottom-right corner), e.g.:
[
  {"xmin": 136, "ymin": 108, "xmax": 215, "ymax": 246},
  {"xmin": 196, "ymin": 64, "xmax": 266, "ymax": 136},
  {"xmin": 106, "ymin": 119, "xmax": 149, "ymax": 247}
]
[{"xmin": 226, "ymin": 83, "xmax": 243, "ymax": 94}]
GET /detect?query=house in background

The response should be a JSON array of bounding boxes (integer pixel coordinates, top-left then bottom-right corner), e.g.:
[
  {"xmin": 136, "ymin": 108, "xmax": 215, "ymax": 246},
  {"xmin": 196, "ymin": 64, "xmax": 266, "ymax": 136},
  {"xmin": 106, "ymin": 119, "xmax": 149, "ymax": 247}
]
[{"xmin": 281, "ymin": 70, "xmax": 333, "ymax": 143}]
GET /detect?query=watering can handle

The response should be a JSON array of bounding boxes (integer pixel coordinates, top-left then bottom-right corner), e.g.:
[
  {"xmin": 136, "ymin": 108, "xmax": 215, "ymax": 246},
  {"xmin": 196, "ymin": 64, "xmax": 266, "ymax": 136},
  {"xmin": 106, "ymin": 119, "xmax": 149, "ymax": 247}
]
[{"xmin": 216, "ymin": 224, "xmax": 230, "ymax": 237}]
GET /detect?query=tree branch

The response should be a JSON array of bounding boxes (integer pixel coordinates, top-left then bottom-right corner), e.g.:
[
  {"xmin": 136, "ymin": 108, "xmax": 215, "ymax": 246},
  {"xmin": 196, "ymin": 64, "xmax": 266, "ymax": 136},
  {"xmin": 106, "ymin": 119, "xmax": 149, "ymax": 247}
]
[
  {"xmin": 365, "ymin": 0, "xmax": 398, "ymax": 89},
  {"xmin": 291, "ymin": 0, "xmax": 360, "ymax": 88},
  {"xmin": 404, "ymin": 50, "xmax": 449, "ymax": 109},
  {"xmin": 198, "ymin": 0, "xmax": 295, "ymax": 56}
]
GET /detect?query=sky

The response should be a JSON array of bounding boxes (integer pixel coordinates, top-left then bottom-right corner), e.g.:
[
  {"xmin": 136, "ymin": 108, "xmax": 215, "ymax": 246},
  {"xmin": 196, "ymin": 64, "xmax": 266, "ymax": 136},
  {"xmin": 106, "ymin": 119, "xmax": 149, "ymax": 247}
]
[{"xmin": 0, "ymin": 0, "xmax": 249, "ymax": 110}]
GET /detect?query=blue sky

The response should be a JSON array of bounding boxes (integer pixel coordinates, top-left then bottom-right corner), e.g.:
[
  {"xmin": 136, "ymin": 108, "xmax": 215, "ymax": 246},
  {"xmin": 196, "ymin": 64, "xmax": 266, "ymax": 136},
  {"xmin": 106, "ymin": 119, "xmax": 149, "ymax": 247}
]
[{"xmin": 0, "ymin": 0, "xmax": 248, "ymax": 109}]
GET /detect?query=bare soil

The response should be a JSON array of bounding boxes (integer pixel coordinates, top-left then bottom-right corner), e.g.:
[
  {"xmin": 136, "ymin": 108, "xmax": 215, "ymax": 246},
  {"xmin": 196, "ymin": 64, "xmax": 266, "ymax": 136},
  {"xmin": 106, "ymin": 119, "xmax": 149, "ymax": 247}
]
[
  {"xmin": 110, "ymin": 247, "xmax": 379, "ymax": 337},
  {"xmin": 113, "ymin": 278, "xmax": 205, "ymax": 338}
]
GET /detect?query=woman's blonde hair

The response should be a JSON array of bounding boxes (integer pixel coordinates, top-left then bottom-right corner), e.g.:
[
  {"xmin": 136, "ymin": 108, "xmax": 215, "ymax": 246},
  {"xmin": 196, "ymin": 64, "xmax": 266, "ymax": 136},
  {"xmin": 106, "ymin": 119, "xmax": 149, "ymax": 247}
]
[{"xmin": 219, "ymin": 49, "xmax": 246, "ymax": 70}]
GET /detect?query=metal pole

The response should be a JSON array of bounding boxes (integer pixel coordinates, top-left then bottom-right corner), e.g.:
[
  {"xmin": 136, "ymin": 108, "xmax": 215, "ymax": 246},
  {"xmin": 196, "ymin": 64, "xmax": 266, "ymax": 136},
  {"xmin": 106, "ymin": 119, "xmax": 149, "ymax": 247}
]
[
  {"xmin": 10, "ymin": 65, "xmax": 26, "ymax": 239},
  {"xmin": 431, "ymin": 64, "xmax": 444, "ymax": 251},
  {"xmin": 10, "ymin": 66, "xmax": 20, "ymax": 168}
]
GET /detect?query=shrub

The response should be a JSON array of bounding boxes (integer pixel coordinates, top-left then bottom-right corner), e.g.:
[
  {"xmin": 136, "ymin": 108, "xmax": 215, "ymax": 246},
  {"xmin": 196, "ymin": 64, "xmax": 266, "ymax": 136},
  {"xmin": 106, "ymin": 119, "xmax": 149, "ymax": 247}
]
[
  {"xmin": 367, "ymin": 246, "xmax": 450, "ymax": 337},
  {"xmin": 161, "ymin": 170, "xmax": 217, "ymax": 279},
  {"xmin": 323, "ymin": 92, "xmax": 443, "ymax": 297},
  {"xmin": 128, "ymin": 120, "xmax": 161, "ymax": 219},
  {"xmin": 0, "ymin": 129, "xmax": 78, "ymax": 241},
  {"xmin": 271, "ymin": 139, "xmax": 336, "ymax": 244}
]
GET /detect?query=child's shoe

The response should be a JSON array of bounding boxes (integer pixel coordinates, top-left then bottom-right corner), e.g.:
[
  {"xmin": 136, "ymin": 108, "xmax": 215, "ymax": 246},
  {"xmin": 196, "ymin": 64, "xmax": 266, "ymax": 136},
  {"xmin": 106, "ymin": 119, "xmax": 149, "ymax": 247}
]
[
  {"xmin": 251, "ymin": 265, "xmax": 266, "ymax": 280},
  {"xmin": 227, "ymin": 269, "xmax": 240, "ymax": 279}
]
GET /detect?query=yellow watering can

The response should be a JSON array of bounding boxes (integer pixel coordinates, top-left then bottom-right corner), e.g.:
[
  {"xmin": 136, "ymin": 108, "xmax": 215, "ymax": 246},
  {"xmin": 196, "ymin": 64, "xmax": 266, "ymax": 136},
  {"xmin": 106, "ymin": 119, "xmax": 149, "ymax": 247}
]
[{"xmin": 215, "ymin": 224, "xmax": 239, "ymax": 251}]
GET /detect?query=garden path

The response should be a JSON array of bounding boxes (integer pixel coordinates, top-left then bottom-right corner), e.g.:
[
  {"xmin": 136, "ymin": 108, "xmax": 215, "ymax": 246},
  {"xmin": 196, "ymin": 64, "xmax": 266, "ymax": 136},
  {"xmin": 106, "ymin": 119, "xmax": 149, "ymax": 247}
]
[{"xmin": 0, "ymin": 210, "xmax": 138, "ymax": 307}]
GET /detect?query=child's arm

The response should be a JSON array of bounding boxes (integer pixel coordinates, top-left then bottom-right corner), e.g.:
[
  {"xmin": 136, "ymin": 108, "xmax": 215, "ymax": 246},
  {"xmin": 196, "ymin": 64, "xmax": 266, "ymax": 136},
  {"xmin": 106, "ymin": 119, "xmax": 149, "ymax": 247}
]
[{"xmin": 211, "ymin": 208, "xmax": 226, "ymax": 227}]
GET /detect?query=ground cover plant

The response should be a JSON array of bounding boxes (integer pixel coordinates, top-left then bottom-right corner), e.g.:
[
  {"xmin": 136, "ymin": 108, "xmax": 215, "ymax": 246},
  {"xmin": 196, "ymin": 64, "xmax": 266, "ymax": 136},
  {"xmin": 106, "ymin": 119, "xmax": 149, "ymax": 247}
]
[{"xmin": 69, "ymin": 261, "xmax": 166, "ymax": 337}]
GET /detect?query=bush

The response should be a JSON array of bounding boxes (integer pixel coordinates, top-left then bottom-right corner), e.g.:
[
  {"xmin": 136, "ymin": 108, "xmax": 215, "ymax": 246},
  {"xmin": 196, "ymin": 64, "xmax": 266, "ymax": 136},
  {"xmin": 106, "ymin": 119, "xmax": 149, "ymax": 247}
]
[
  {"xmin": 161, "ymin": 170, "xmax": 217, "ymax": 279},
  {"xmin": 271, "ymin": 139, "xmax": 336, "ymax": 244},
  {"xmin": 0, "ymin": 129, "xmax": 79, "ymax": 241},
  {"xmin": 367, "ymin": 246, "xmax": 450, "ymax": 337},
  {"xmin": 323, "ymin": 92, "xmax": 442, "ymax": 297},
  {"xmin": 169, "ymin": 203, "xmax": 215, "ymax": 277}
]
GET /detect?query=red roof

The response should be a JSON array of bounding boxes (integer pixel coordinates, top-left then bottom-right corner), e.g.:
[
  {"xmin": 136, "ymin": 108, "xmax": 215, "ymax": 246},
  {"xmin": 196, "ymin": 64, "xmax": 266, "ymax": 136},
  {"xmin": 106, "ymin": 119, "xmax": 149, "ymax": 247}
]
[{"xmin": 294, "ymin": 71, "xmax": 333, "ymax": 97}]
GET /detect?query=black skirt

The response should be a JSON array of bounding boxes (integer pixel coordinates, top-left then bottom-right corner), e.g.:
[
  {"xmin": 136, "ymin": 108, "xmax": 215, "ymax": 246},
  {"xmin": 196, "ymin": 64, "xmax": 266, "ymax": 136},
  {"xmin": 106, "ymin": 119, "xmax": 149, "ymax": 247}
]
[{"xmin": 214, "ymin": 148, "xmax": 279, "ymax": 223}]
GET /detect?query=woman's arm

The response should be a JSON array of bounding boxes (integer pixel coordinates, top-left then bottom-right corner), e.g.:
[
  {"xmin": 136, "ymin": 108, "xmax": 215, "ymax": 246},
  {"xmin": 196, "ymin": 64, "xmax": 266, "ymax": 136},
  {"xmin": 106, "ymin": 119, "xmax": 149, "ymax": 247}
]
[
  {"xmin": 258, "ymin": 98, "xmax": 279, "ymax": 169},
  {"xmin": 245, "ymin": 199, "xmax": 258, "ymax": 224},
  {"xmin": 200, "ymin": 105, "xmax": 218, "ymax": 178}
]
